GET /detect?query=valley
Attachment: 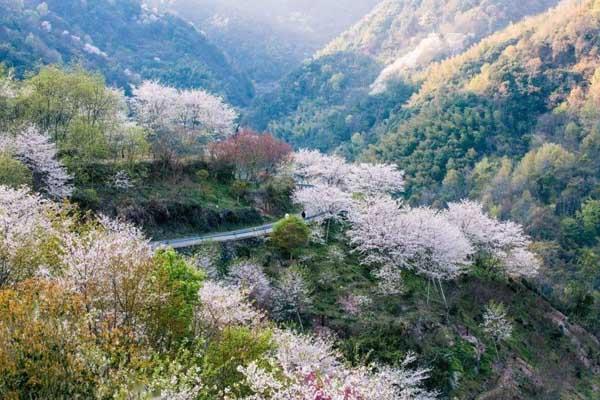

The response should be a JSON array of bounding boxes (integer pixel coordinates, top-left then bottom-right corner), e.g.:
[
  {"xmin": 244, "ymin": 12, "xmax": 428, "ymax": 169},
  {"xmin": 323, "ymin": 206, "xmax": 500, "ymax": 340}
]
[{"xmin": 1, "ymin": 0, "xmax": 600, "ymax": 399}]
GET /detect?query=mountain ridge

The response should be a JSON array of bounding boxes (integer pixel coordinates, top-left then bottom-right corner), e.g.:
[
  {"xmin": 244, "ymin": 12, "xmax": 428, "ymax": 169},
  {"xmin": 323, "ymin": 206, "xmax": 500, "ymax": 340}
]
[{"xmin": 0, "ymin": 0, "xmax": 254, "ymax": 105}]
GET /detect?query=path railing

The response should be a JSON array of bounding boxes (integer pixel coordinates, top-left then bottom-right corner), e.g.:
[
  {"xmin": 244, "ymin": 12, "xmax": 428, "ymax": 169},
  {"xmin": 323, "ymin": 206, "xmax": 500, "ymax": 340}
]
[{"xmin": 151, "ymin": 212, "xmax": 326, "ymax": 249}]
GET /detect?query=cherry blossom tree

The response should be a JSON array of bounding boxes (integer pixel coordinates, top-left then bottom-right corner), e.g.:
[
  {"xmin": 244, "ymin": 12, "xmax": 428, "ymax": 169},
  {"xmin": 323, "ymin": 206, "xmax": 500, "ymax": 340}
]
[
  {"xmin": 290, "ymin": 150, "xmax": 406, "ymax": 199},
  {"xmin": 346, "ymin": 195, "xmax": 406, "ymax": 267},
  {"xmin": 500, "ymin": 247, "xmax": 540, "ymax": 278},
  {"xmin": 396, "ymin": 206, "xmax": 474, "ymax": 282},
  {"xmin": 112, "ymin": 170, "xmax": 134, "ymax": 190},
  {"xmin": 196, "ymin": 280, "xmax": 263, "ymax": 331},
  {"xmin": 0, "ymin": 185, "xmax": 68, "ymax": 285},
  {"xmin": 481, "ymin": 301, "xmax": 513, "ymax": 360},
  {"xmin": 445, "ymin": 200, "xmax": 540, "ymax": 277},
  {"xmin": 61, "ymin": 216, "xmax": 154, "ymax": 330},
  {"xmin": 293, "ymin": 183, "xmax": 352, "ymax": 221},
  {"xmin": 347, "ymin": 162, "xmax": 405, "ymax": 196},
  {"xmin": 293, "ymin": 183, "xmax": 353, "ymax": 241},
  {"xmin": 237, "ymin": 329, "xmax": 438, "ymax": 400},
  {"xmin": 272, "ymin": 269, "xmax": 312, "ymax": 328},
  {"xmin": 132, "ymin": 81, "xmax": 237, "ymax": 135},
  {"xmin": 131, "ymin": 80, "xmax": 179, "ymax": 130},
  {"xmin": 1, "ymin": 126, "xmax": 73, "ymax": 199},
  {"xmin": 374, "ymin": 264, "xmax": 406, "ymax": 296},
  {"xmin": 347, "ymin": 195, "xmax": 474, "ymax": 306},
  {"xmin": 131, "ymin": 81, "xmax": 238, "ymax": 163},
  {"xmin": 291, "ymin": 149, "xmax": 350, "ymax": 187},
  {"xmin": 338, "ymin": 293, "xmax": 373, "ymax": 316},
  {"xmin": 225, "ymin": 261, "xmax": 273, "ymax": 308},
  {"xmin": 175, "ymin": 88, "xmax": 237, "ymax": 137}
]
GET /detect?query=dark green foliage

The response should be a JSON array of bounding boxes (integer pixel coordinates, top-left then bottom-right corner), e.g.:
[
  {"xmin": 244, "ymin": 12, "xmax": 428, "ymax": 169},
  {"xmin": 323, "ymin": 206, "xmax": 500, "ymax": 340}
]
[
  {"xmin": 372, "ymin": 92, "xmax": 528, "ymax": 201},
  {"xmin": 69, "ymin": 159, "xmax": 293, "ymax": 240},
  {"xmin": 243, "ymin": 52, "xmax": 409, "ymax": 153},
  {"xmin": 243, "ymin": 0, "xmax": 561, "ymax": 154},
  {"xmin": 0, "ymin": 152, "xmax": 32, "ymax": 188},
  {"xmin": 0, "ymin": 0, "xmax": 253, "ymax": 105}
]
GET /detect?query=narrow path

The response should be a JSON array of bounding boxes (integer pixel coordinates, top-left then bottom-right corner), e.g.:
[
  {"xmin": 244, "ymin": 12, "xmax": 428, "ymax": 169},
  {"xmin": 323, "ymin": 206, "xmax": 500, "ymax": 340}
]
[{"xmin": 151, "ymin": 212, "xmax": 325, "ymax": 249}]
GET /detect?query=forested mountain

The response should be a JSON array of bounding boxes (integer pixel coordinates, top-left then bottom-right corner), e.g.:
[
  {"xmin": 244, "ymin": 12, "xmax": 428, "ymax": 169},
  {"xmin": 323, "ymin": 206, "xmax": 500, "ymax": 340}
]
[
  {"xmin": 3, "ymin": 1, "xmax": 600, "ymax": 399},
  {"xmin": 0, "ymin": 0, "xmax": 254, "ymax": 105},
  {"xmin": 319, "ymin": 0, "xmax": 559, "ymax": 93},
  {"xmin": 371, "ymin": 0, "xmax": 598, "ymax": 195},
  {"xmin": 150, "ymin": 0, "xmax": 380, "ymax": 91},
  {"xmin": 241, "ymin": 0, "xmax": 600, "ymax": 348},
  {"xmin": 243, "ymin": 0, "xmax": 560, "ymax": 150},
  {"xmin": 367, "ymin": 0, "xmax": 600, "ymax": 335}
]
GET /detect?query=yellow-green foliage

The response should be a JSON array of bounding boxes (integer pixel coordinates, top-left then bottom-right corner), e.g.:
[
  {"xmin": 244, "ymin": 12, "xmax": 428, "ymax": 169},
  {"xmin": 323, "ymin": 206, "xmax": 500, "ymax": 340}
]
[
  {"xmin": 145, "ymin": 250, "xmax": 205, "ymax": 349},
  {"xmin": 201, "ymin": 326, "xmax": 274, "ymax": 398},
  {"xmin": 412, "ymin": 0, "xmax": 600, "ymax": 104},
  {"xmin": 0, "ymin": 280, "xmax": 97, "ymax": 399},
  {"xmin": 0, "ymin": 152, "xmax": 32, "ymax": 188},
  {"xmin": 270, "ymin": 215, "xmax": 310, "ymax": 258},
  {"xmin": 20, "ymin": 66, "xmax": 123, "ymax": 139}
]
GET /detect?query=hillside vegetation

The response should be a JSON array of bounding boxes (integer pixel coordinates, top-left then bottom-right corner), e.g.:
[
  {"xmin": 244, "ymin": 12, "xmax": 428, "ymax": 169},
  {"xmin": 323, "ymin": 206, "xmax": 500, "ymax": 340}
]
[
  {"xmin": 243, "ymin": 0, "xmax": 560, "ymax": 152},
  {"xmin": 0, "ymin": 0, "xmax": 254, "ymax": 105},
  {"xmin": 245, "ymin": 0, "xmax": 600, "ymax": 342},
  {"xmin": 2, "ymin": 1, "xmax": 600, "ymax": 399},
  {"xmin": 152, "ymin": 0, "xmax": 380, "ymax": 90},
  {"xmin": 366, "ymin": 0, "xmax": 600, "ymax": 338}
]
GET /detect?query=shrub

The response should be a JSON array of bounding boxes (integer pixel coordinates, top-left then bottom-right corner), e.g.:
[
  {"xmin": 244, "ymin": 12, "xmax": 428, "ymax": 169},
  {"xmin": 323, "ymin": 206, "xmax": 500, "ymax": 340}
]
[
  {"xmin": 73, "ymin": 187, "xmax": 101, "ymax": 209},
  {"xmin": 0, "ymin": 152, "xmax": 32, "ymax": 188},
  {"xmin": 0, "ymin": 280, "xmax": 97, "ymax": 399},
  {"xmin": 145, "ymin": 250, "xmax": 205, "ymax": 349},
  {"xmin": 231, "ymin": 179, "xmax": 250, "ymax": 203},
  {"xmin": 201, "ymin": 326, "xmax": 273, "ymax": 398},
  {"xmin": 196, "ymin": 168, "xmax": 210, "ymax": 182},
  {"xmin": 270, "ymin": 215, "xmax": 310, "ymax": 259}
]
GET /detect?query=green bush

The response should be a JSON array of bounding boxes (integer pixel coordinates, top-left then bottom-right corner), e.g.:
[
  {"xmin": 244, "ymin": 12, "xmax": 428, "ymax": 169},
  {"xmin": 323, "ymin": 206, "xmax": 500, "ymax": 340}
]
[
  {"xmin": 270, "ymin": 215, "xmax": 310, "ymax": 259},
  {"xmin": 201, "ymin": 326, "xmax": 273, "ymax": 398},
  {"xmin": 231, "ymin": 180, "xmax": 250, "ymax": 203},
  {"xmin": 196, "ymin": 169, "xmax": 210, "ymax": 182},
  {"xmin": 73, "ymin": 188, "xmax": 101, "ymax": 210},
  {"xmin": 145, "ymin": 250, "xmax": 205, "ymax": 350},
  {"xmin": 0, "ymin": 152, "xmax": 32, "ymax": 188}
]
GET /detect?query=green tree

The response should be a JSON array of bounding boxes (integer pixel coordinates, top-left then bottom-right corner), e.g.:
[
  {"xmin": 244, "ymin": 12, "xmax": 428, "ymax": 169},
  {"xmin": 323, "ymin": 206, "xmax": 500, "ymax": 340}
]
[
  {"xmin": 270, "ymin": 215, "xmax": 310, "ymax": 259},
  {"xmin": 61, "ymin": 120, "xmax": 110, "ymax": 173},
  {"xmin": 145, "ymin": 250, "xmax": 205, "ymax": 350},
  {"xmin": 19, "ymin": 66, "xmax": 123, "ymax": 154},
  {"xmin": 201, "ymin": 326, "xmax": 273, "ymax": 398},
  {"xmin": 579, "ymin": 199, "xmax": 600, "ymax": 241}
]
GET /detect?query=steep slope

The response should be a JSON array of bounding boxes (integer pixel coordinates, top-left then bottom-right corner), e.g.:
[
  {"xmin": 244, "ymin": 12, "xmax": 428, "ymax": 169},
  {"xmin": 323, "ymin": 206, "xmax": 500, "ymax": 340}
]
[
  {"xmin": 372, "ymin": 0, "xmax": 600, "ymax": 196},
  {"xmin": 320, "ymin": 0, "xmax": 559, "ymax": 64},
  {"xmin": 244, "ymin": 0, "xmax": 559, "ymax": 151},
  {"xmin": 368, "ymin": 0, "xmax": 600, "ymax": 338},
  {"xmin": 153, "ymin": 0, "xmax": 380, "ymax": 91},
  {"xmin": 0, "ymin": 0, "xmax": 254, "ymax": 105},
  {"xmin": 231, "ymin": 222, "xmax": 600, "ymax": 399}
]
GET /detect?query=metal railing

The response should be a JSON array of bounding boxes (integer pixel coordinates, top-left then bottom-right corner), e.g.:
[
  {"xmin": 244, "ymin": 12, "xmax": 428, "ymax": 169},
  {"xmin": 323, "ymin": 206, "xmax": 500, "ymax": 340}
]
[{"xmin": 151, "ymin": 212, "xmax": 327, "ymax": 249}]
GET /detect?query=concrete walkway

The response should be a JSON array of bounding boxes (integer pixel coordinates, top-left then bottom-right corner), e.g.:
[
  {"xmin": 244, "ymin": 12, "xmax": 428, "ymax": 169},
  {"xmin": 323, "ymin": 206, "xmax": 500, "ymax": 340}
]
[{"xmin": 151, "ymin": 212, "xmax": 324, "ymax": 249}]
